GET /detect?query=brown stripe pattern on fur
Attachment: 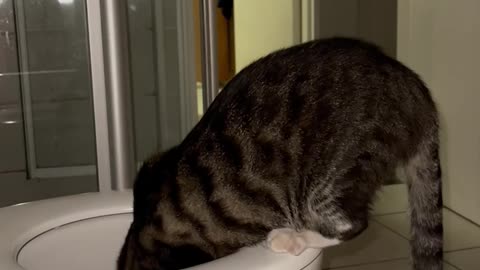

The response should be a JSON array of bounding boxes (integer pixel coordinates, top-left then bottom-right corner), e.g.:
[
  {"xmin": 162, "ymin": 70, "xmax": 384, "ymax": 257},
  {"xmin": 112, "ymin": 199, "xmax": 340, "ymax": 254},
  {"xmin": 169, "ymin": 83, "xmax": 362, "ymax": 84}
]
[{"xmin": 118, "ymin": 37, "xmax": 443, "ymax": 270}]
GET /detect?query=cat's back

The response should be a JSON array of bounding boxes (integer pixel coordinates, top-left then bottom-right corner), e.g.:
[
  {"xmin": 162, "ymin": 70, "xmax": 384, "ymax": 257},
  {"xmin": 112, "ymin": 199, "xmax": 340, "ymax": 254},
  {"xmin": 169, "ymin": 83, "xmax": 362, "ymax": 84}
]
[
  {"xmin": 201, "ymin": 37, "xmax": 422, "ymax": 116},
  {"xmin": 187, "ymin": 38, "xmax": 428, "ymax": 139},
  {"xmin": 243, "ymin": 37, "xmax": 392, "ymax": 82},
  {"xmin": 177, "ymin": 37, "xmax": 436, "ymax": 172}
]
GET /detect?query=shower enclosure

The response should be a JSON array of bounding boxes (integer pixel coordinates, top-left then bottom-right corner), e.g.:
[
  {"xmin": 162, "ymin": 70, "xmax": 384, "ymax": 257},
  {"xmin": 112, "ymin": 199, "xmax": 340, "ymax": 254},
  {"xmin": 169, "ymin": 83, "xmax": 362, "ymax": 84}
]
[
  {"xmin": 0, "ymin": 0, "xmax": 205, "ymax": 205},
  {"xmin": 0, "ymin": 0, "xmax": 98, "ymax": 205},
  {"xmin": 0, "ymin": 0, "xmax": 399, "ymax": 207}
]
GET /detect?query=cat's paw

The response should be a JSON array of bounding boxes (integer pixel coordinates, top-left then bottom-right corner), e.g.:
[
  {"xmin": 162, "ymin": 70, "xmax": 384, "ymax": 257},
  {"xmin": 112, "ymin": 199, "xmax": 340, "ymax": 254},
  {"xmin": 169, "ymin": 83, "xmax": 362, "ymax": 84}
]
[{"xmin": 266, "ymin": 228, "xmax": 307, "ymax": 256}]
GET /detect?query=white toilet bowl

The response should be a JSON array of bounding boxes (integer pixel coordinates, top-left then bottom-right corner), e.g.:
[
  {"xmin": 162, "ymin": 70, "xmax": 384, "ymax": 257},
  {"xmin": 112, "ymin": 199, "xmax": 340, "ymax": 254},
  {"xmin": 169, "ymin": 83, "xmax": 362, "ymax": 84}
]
[{"xmin": 0, "ymin": 192, "xmax": 324, "ymax": 270}]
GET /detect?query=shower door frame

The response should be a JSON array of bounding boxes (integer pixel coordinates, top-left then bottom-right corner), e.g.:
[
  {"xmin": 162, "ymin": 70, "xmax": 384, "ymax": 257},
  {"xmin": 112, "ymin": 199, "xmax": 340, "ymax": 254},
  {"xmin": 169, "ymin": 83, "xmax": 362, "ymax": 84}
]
[
  {"xmin": 86, "ymin": 0, "xmax": 112, "ymax": 191},
  {"xmin": 86, "ymin": 0, "xmax": 320, "ymax": 191},
  {"xmin": 86, "ymin": 0, "xmax": 201, "ymax": 191},
  {"xmin": 9, "ymin": 0, "xmax": 200, "ymax": 190},
  {"xmin": 14, "ymin": 0, "xmax": 97, "ymax": 180}
]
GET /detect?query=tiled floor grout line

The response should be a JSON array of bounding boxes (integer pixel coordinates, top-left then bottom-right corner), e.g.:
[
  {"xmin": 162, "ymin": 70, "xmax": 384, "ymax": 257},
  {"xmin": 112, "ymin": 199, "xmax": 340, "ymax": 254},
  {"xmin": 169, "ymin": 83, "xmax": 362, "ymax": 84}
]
[
  {"xmin": 443, "ymin": 259, "xmax": 463, "ymax": 270},
  {"xmin": 370, "ymin": 219, "xmax": 410, "ymax": 241},
  {"xmin": 372, "ymin": 211, "xmax": 407, "ymax": 217},
  {"xmin": 371, "ymin": 219, "xmax": 472, "ymax": 270},
  {"xmin": 373, "ymin": 208, "xmax": 480, "ymax": 252},
  {"xmin": 444, "ymin": 206, "xmax": 480, "ymax": 229},
  {"xmin": 329, "ymin": 204, "xmax": 478, "ymax": 269},
  {"xmin": 325, "ymin": 249, "xmax": 466, "ymax": 270},
  {"xmin": 323, "ymin": 220, "xmax": 412, "ymax": 269},
  {"xmin": 445, "ymin": 246, "xmax": 480, "ymax": 253}
]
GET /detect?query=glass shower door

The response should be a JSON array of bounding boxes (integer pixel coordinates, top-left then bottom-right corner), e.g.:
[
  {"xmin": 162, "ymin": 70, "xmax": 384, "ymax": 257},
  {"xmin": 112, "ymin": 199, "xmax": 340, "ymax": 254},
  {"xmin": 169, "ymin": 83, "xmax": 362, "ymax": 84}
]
[
  {"xmin": 0, "ymin": 0, "xmax": 98, "ymax": 206},
  {"xmin": 126, "ymin": 0, "xmax": 318, "ymax": 163},
  {"xmin": 127, "ymin": 0, "xmax": 200, "ymax": 162}
]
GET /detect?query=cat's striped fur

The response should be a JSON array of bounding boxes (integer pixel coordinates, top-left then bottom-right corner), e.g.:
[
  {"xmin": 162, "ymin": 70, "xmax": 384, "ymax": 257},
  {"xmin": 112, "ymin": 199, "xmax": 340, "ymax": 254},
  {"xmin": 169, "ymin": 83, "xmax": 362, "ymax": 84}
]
[{"xmin": 118, "ymin": 37, "xmax": 443, "ymax": 270}]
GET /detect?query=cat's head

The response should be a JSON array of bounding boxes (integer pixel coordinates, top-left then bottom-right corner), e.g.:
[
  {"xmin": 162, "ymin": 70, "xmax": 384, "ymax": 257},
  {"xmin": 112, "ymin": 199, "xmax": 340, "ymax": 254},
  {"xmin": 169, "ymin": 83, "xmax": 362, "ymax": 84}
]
[{"xmin": 117, "ymin": 224, "xmax": 214, "ymax": 270}]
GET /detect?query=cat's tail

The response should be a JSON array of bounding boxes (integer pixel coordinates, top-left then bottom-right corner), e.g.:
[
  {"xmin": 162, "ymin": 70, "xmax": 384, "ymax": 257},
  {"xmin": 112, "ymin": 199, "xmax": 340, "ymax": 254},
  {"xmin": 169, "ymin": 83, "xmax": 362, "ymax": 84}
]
[{"xmin": 405, "ymin": 125, "xmax": 443, "ymax": 270}]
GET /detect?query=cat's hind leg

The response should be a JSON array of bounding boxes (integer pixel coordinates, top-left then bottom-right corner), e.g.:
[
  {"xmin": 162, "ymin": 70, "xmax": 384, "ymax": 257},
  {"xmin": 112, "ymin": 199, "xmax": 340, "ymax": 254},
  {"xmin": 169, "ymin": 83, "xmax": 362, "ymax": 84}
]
[
  {"xmin": 266, "ymin": 228, "xmax": 341, "ymax": 256},
  {"xmin": 267, "ymin": 158, "xmax": 386, "ymax": 256},
  {"xmin": 266, "ymin": 228, "xmax": 306, "ymax": 255},
  {"xmin": 266, "ymin": 203, "xmax": 368, "ymax": 256}
]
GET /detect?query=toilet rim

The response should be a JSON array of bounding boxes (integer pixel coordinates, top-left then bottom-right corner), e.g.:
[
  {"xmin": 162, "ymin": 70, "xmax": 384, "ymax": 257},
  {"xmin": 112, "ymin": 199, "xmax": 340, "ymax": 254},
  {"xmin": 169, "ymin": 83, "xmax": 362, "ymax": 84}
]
[
  {"xmin": 0, "ymin": 191, "xmax": 322, "ymax": 270},
  {"xmin": 0, "ymin": 192, "xmax": 133, "ymax": 270}
]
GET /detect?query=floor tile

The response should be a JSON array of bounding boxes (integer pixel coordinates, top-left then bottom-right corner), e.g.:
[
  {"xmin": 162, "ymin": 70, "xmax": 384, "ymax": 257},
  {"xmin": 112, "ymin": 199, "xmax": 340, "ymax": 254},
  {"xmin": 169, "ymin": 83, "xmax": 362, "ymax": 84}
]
[
  {"xmin": 444, "ymin": 248, "xmax": 480, "ymax": 270},
  {"xmin": 374, "ymin": 209, "xmax": 480, "ymax": 251},
  {"xmin": 325, "ymin": 259, "xmax": 457, "ymax": 270},
  {"xmin": 373, "ymin": 213, "xmax": 409, "ymax": 238},
  {"xmin": 372, "ymin": 184, "xmax": 408, "ymax": 215},
  {"xmin": 322, "ymin": 221, "xmax": 410, "ymax": 269}
]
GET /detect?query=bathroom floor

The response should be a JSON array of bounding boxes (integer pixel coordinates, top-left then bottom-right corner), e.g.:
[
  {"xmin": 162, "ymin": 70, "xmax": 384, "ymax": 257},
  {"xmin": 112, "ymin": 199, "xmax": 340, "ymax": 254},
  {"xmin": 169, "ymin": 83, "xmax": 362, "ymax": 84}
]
[{"xmin": 322, "ymin": 184, "xmax": 480, "ymax": 270}]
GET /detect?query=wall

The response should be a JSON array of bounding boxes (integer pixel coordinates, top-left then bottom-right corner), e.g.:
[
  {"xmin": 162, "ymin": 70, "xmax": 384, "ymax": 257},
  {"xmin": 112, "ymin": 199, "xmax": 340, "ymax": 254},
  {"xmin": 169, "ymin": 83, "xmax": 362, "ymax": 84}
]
[
  {"xmin": 357, "ymin": 0, "xmax": 397, "ymax": 57},
  {"xmin": 431, "ymin": 0, "xmax": 480, "ymax": 225},
  {"xmin": 398, "ymin": 0, "xmax": 480, "ymax": 225},
  {"xmin": 233, "ymin": 0, "xmax": 397, "ymax": 71},
  {"xmin": 315, "ymin": 0, "xmax": 397, "ymax": 58},
  {"xmin": 315, "ymin": 0, "xmax": 359, "ymax": 38},
  {"xmin": 233, "ymin": 0, "xmax": 300, "ymax": 72}
]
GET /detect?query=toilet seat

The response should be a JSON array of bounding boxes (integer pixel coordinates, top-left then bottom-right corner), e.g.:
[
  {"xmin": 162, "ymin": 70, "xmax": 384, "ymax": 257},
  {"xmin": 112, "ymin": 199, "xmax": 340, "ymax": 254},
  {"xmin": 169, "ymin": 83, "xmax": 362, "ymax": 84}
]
[{"xmin": 0, "ymin": 191, "xmax": 323, "ymax": 270}]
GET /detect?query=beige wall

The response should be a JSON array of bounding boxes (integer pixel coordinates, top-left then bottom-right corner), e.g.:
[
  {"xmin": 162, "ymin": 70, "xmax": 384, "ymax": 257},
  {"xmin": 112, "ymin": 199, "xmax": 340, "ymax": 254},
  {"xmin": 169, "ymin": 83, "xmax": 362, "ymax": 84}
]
[
  {"xmin": 233, "ymin": 0, "xmax": 300, "ymax": 72},
  {"xmin": 398, "ymin": 0, "xmax": 480, "ymax": 225},
  {"xmin": 357, "ymin": 0, "xmax": 397, "ymax": 57},
  {"xmin": 233, "ymin": 0, "xmax": 397, "ymax": 71},
  {"xmin": 316, "ymin": 0, "xmax": 359, "ymax": 38}
]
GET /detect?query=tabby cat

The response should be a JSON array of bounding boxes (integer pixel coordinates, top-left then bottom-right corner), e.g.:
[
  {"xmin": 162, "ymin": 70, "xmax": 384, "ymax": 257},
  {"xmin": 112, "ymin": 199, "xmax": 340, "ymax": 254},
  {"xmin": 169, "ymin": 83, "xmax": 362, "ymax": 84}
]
[{"xmin": 118, "ymin": 37, "xmax": 443, "ymax": 270}]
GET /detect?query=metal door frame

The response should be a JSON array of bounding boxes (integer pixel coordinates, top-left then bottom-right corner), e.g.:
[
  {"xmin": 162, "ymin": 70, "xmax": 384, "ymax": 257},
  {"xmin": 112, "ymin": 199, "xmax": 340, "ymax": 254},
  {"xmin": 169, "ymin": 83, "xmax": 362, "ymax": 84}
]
[
  {"xmin": 86, "ymin": 0, "xmax": 204, "ymax": 191},
  {"xmin": 86, "ymin": 0, "xmax": 320, "ymax": 191}
]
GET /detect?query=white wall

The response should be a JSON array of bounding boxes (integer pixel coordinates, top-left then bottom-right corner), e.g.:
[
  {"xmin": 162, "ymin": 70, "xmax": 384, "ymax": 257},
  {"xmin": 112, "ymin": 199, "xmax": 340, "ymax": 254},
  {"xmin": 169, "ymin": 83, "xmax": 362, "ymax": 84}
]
[
  {"xmin": 398, "ymin": 0, "xmax": 480, "ymax": 225},
  {"xmin": 233, "ymin": 0, "xmax": 300, "ymax": 72},
  {"xmin": 315, "ymin": 0, "xmax": 397, "ymax": 57}
]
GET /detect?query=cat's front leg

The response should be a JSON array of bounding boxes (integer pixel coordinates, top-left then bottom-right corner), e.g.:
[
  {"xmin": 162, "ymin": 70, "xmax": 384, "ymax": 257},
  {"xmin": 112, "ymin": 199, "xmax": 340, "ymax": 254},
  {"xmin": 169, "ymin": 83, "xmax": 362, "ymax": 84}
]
[{"xmin": 266, "ymin": 228, "xmax": 341, "ymax": 256}]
